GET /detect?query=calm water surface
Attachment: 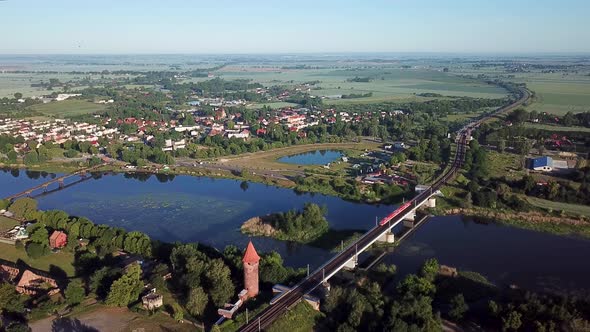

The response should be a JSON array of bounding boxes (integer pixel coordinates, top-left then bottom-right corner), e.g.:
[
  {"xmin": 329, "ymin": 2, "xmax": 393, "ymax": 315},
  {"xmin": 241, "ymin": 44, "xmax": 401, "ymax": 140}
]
[
  {"xmin": 1, "ymin": 169, "xmax": 589, "ymax": 293},
  {"xmin": 277, "ymin": 150, "xmax": 343, "ymax": 165}
]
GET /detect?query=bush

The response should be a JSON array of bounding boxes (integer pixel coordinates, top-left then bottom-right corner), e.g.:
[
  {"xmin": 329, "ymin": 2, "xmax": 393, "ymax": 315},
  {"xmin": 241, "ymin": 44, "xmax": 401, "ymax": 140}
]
[
  {"xmin": 65, "ymin": 279, "xmax": 86, "ymax": 306},
  {"xmin": 26, "ymin": 242, "xmax": 50, "ymax": 259},
  {"xmin": 63, "ymin": 149, "xmax": 80, "ymax": 158}
]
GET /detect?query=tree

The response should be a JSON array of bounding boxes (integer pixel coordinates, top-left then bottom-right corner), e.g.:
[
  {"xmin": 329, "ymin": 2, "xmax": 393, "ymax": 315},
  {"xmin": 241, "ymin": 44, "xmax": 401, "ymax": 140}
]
[
  {"xmin": 172, "ymin": 303, "xmax": 184, "ymax": 321},
  {"xmin": 420, "ymin": 258, "xmax": 439, "ymax": 281},
  {"xmin": 26, "ymin": 242, "xmax": 50, "ymax": 259},
  {"xmin": 508, "ymin": 108, "xmax": 529, "ymax": 124},
  {"xmin": 449, "ymin": 294, "xmax": 468, "ymax": 321},
  {"xmin": 65, "ymin": 279, "xmax": 85, "ymax": 306},
  {"xmin": 0, "ymin": 282, "xmax": 23, "ymax": 314},
  {"xmin": 28, "ymin": 223, "xmax": 49, "ymax": 245},
  {"xmin": 106, "ymin": 264, "xmax": 143, "ymax": 307},
  {"xmin": 23, "ymin": 151, "xmax": 39, "ymax": 165},
  {"xmin": 186, "ymin": 286, "xmax": 207, "ymax": 317},
  {"xmin": 13, "ymin": 93, "xmax": 22, "ymax": 100},
  {"xmin": 502, "ymin": 311, "xmax": 522, "ymax": 331},
  {"xmin": 497, "ymin": 139, "xmax": 506, "ymax": 153},
  {"xmin": 8, "ymin": 197, "xmax": 38, "ymax": 219},
  {"xmin": 204, "ymin": 259, "xmax": 234, "ymax": 307},
  {"xmin": 7, "ymin": 151, "xmax": 17, "ymax": 163}
]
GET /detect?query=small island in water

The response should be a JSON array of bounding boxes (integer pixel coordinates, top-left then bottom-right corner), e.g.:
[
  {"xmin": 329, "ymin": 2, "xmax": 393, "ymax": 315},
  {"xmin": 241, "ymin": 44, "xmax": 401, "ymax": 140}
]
[{"xmin": 241, "ymin": 203, "xmax": 363, "ymax": 250}]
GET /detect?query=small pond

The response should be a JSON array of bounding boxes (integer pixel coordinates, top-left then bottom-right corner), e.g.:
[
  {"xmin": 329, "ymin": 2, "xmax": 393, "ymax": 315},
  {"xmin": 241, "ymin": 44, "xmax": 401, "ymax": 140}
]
[{"xmin": 277, "ymin": 150, "xmax": 343, "ymax": 165}]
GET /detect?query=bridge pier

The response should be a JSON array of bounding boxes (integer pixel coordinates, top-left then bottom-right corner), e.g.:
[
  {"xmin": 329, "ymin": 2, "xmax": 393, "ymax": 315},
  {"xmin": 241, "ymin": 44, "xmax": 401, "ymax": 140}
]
[
  {"xmin": 403, "ymin": 219, "xmax": 416, "ymax": 228},
  {"xmin": 403, "ymin": 210, "xmax": 416, "ymax": 221},
  {"xmin": 344, "ymin": 256, "xmax": 358, "ymax": 270},
  {"xmin": 377, "ymin": 229, "xmax": 395, "ymax": 243},
  {"xmin": 426, "ymin": 197, "xmax": 436, "ymax": 208}
]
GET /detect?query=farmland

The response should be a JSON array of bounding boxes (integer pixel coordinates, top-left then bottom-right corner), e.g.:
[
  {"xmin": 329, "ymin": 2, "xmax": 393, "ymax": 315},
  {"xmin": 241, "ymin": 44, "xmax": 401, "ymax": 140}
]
[
  {"xmin": 524, "ymin": 122, "xmax": 590, "ymax": 133},
  {"xmin": 28, "ymin": 99, "xmax": 108, "ymax": 118},
  {"xmin": 217, "ymin": 66, "xmax": 509, "ymax": 104}
]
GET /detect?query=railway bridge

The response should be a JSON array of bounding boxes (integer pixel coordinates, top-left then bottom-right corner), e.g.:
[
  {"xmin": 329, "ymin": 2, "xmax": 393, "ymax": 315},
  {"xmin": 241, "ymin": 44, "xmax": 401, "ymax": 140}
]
[{"xmin": 238, "ymin": 87, "xmax": 531, "ymax": 332}]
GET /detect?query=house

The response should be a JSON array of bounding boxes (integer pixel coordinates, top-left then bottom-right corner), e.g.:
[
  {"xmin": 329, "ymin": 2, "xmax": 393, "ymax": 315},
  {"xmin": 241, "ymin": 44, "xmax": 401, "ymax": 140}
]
[
  {"xmin": 16, "ymin": 270, "xmax": 59, "ymax": 296},
  {"xmin": 528, "ymin": 156, "xmax": 553, "ymax": 172},
  {"xmin": 49, "ymin": 230, "xmax": 67, "ymax": 249},
  {"xmin": 142, "ymin": 290, "xmax": 163, "ymax": 310},
  {"xmin": 0, "ymin": 264, "xmax": 20, "ymax": 282}
]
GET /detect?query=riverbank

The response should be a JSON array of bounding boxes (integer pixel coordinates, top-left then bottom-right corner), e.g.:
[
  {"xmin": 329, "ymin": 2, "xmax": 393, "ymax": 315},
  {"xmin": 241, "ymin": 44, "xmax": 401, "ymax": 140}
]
[
  {"xmin": 241, "ymin": 214, "xmax": 363, "ymax": 251},
  {"xmin": 1, "ymin": 158, "xmax": 408, "ymax": 205},
  {"xmin": 442, "ymin": 207, "xmax": 590, "ymax": 239}
]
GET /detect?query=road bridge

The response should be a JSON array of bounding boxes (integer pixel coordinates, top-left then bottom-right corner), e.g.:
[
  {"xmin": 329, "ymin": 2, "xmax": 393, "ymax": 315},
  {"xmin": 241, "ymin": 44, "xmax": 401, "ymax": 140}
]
[{"xmin": 3, "ymin": 163, "xmax": 107, "ymax": 202}]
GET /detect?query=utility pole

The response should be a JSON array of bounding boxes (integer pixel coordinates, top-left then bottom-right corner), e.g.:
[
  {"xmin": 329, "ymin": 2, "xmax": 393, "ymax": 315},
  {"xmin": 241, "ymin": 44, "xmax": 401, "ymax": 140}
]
[
  {"xmin": 258, "ymin": 317, "xmax": 261, "ymax": 332},
  {"xmin": 246, "ymin": 308, "xmax": 249, "ymax": 324},
  {"xmin": 307, "ymin": 264, "xmax": 309, "ymax": 277},
  {"xmin": 341, "ymin": 240, "xmax": 343, "ymax": 252}
]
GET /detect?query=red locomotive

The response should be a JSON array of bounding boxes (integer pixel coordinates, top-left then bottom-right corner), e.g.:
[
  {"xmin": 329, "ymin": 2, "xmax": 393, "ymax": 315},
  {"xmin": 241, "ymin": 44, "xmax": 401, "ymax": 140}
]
[{"xmin": 379, "ymin": 201, "xmax": 412, "ymax": 226}]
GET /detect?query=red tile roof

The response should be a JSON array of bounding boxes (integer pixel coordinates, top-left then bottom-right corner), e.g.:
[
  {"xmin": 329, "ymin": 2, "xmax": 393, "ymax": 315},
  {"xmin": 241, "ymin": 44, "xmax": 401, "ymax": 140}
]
[{"xmin": 242, "ymin": 241, "xmax": 260, "ymax": 264}]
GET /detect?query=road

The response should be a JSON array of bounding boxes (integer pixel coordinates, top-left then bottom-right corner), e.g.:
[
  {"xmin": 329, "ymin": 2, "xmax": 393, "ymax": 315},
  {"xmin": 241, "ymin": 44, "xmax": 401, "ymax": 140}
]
[{"xmin": 238, "ymin": 87, "xmax": 531, "ymax": 332}]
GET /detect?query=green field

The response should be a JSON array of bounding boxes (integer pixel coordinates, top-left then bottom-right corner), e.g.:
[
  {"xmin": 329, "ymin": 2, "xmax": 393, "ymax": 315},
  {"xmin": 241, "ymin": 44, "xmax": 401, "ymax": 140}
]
[
  {"xmin": 524, "ymin": 78, "xmax": 590, "ymax": 115},
  {"xmin": 525, "ymin": 196, "xmax": 590, "ymax": 218},
  {"xmin": 0, "ymin": 216, "xmax": 19, "ymax": 233},
  {"xmin": 452, "ymin": 65, "xmax": 590, "ymax": 116},
  {"xmin": 524, "ymin": 123, "xmax": 590, "ymax": 133},
  {"xmin": 28, "ymin": 99, "xmax": 107, "ymax": 118},
  {"xmin": 216, "ymin": 66, "xmax": 509, "ymax": 104},
  {"xmin": 0, "ymin": 242, "xmax": 76, "ymax": 276},
  {"xmin": 246, "ymin": 101, "xmax": 298, "ymax": 109}
]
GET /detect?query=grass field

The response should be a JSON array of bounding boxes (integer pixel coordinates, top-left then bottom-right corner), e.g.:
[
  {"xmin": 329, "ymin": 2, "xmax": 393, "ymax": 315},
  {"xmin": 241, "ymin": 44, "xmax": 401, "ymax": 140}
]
[
  {"xmin": 246, "ymin": 102, "xmax": 298, "ymax": 109},
  {"xmin": 28, "ymin": 99, "xmax": 107, "ymax": 118},
  {"xmin": 219, "ymin": 141, "xmax": 379, "ymax": 173},
  {"xmin": 487, "ymin": 150, "xmax": 526, "ymax": 180},
  {"xmin": 216, "ymin": 66, "xmax": 508, "ymax": 104},
  {"xmin": 0, "ymin": 216, "xmax": 19, "ymax": 233},
  {"xmin": 524, "ymin": 123, "xmax": 590, "ymax": 133},
  {"xmin": 525, "ymin": 196, "xmax": 590, "ymax": 218},
  {"xmin": 0, "ymin": 242, "xmax": 76, "ymax": 277}
]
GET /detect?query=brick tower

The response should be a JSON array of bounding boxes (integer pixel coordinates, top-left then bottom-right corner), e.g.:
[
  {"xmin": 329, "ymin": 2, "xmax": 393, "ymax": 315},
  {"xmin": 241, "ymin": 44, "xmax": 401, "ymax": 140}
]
[{"xmin": 242, "ymin": 240, "xmax": 260, "ymax": 299}]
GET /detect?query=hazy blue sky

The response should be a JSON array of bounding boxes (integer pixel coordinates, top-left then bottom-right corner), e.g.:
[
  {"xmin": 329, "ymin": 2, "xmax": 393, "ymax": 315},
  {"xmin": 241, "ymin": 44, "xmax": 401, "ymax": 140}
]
[{"xmin": 1, "ymin": 0, "xmax": 588, "ymax": 54}]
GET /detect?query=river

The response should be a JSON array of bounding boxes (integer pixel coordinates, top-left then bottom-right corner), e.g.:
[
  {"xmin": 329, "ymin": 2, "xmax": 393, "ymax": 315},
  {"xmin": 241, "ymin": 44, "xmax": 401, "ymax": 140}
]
[{"xmin": 2, "ymin": 169, "xmax": 589, "ymax": 294}]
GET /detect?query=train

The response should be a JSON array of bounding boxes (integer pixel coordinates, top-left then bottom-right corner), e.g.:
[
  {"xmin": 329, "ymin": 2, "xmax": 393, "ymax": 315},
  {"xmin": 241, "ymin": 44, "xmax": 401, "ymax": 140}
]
[{"xmin": 379, "ymin": 201, "xmax": 413, "ymax": 226}]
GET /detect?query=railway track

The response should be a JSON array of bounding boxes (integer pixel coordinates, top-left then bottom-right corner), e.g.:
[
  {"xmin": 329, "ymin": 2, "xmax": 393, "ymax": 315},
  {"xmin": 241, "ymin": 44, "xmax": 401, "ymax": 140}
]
[{"xmin": 238, "ymin": 87, "xmax": 531, "ymax": 332}]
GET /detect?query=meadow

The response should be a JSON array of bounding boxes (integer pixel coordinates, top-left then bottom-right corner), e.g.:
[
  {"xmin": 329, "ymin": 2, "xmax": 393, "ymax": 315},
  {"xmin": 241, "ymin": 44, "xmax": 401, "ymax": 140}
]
[
  {"xmin": 216, "ymin": 66, "xmax": 509, "ymax": 104},
  {"xmin": 453, "ymin": 63, "xmax": 590, "ymax": 116},
  {"xmin": 28, "ymin": 99, "xmax": 108, "ymax": 118}
]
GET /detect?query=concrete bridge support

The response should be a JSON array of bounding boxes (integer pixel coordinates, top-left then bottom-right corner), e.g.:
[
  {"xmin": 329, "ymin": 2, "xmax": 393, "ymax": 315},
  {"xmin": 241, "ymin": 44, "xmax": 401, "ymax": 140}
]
[
  {"xmin": 404, "ymin": 210, "xmax": 416, "ymax": 221},
  {"xmin": 403, "ymin": 219, "xmax": 416, "ymax": 228},
  {"xmin": 426, "ymin": 198, "xmax": 436, "ymax": 208},
  {"xmin": 377, "ymin": 229, "xmax": 395, "ymax": 243},
  {"xmin": 344, "ymin": 256, "xmax": 358, "ymax": 270}
]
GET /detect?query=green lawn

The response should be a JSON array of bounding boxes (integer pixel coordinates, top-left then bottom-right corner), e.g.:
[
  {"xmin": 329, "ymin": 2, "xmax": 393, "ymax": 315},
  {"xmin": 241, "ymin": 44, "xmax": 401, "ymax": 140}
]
[
  {"xmin": 525, "ymin": 196, "xmax": 590, "ymax": 218},
  {"xmin": 524, "ymin": 123, "xmax": 590, "ymax": 133},
  {"xmin": 0, "ymin": 242, "xmax": 76, "ymax": 277},
  {"xmin": 487, "ymin": 151, "xmax": 526, "ymax": 180},
  {"xmin": 28, "ymin": 99, "xmax": 107, "ymax": 118},
  {"xmin": 0, "ymin": 216, "xmax": 19, "ymax": 233}
]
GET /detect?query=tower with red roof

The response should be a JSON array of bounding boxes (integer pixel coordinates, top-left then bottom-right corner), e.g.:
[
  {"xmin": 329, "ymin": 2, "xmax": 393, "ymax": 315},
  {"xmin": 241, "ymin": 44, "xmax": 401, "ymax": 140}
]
[{"xmin": 243, "ymin": 240, "xmax": 260, "ymax": 298}]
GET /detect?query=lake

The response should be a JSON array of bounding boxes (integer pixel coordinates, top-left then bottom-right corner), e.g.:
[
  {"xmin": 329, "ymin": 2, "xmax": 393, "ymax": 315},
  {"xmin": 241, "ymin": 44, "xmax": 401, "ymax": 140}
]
[
  {"xmin": 277, "ymin": 150, "xmax": 343, "ymax": 165},
  {"xmin": 2, "ymin": 169, "xmax": 590, "ymax": 293}
]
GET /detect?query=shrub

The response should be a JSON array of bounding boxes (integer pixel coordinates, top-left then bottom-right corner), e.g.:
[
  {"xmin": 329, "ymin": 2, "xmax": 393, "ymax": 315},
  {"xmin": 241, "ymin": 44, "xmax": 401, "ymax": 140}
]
[{"xmin": 26, "ymin": 242, "xmax": 50, "ymax": 259}]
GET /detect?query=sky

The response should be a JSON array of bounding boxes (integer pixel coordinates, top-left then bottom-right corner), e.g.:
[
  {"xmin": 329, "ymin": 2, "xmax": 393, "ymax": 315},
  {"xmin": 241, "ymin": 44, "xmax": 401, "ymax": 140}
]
[{"xmin": 0, "ymin": 0, "xmax": 589, "ymax": 54}]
